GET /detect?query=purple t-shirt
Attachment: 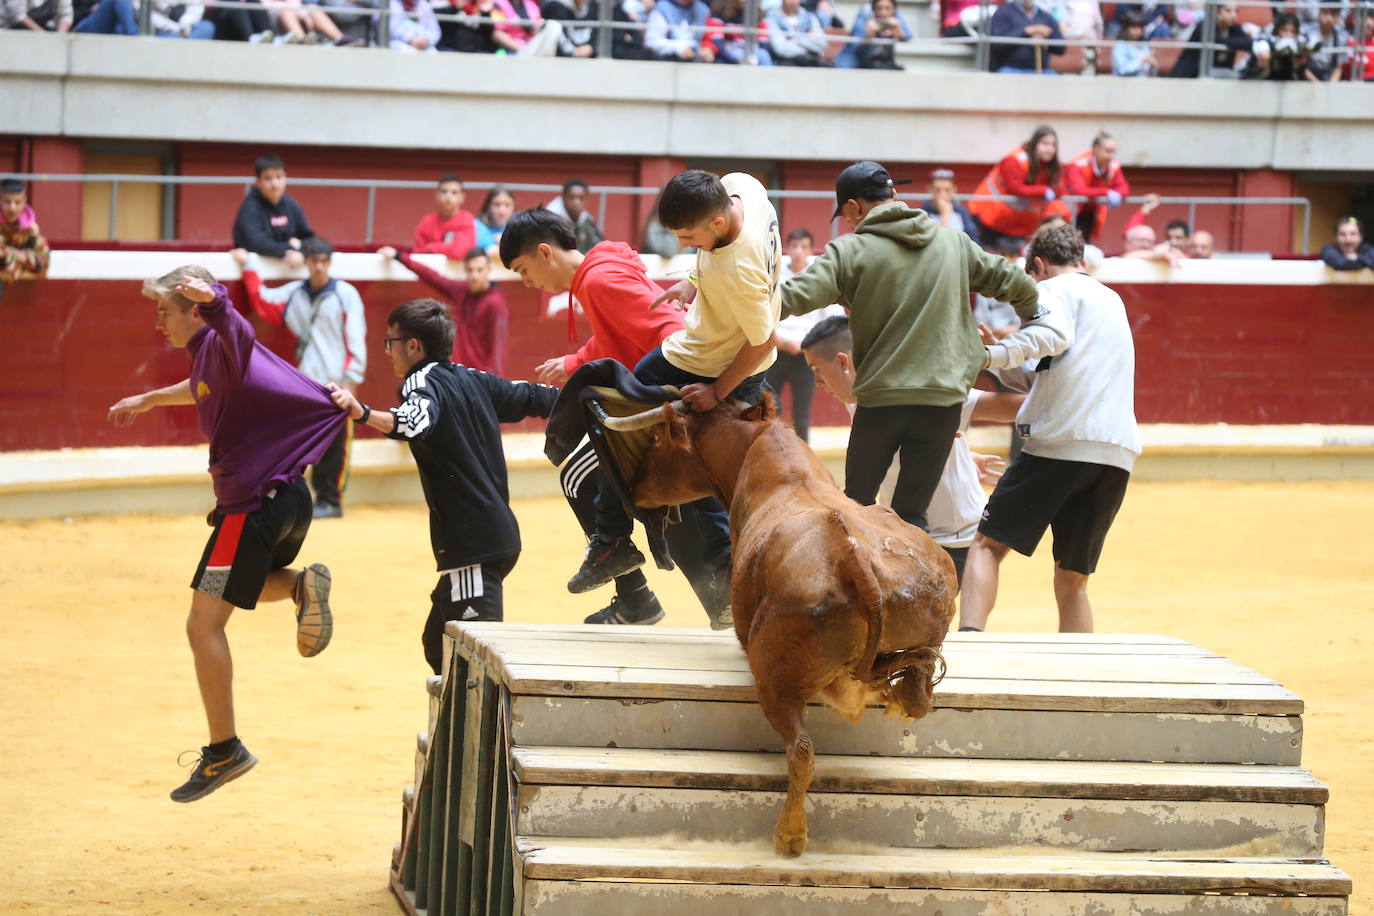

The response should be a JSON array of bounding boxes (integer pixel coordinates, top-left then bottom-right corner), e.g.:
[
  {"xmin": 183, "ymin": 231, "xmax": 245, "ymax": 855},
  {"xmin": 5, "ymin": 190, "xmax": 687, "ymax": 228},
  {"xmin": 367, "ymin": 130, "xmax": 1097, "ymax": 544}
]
[{"xmin": 188, "ymin": 283, "xmax": 348, "ymax": 513}]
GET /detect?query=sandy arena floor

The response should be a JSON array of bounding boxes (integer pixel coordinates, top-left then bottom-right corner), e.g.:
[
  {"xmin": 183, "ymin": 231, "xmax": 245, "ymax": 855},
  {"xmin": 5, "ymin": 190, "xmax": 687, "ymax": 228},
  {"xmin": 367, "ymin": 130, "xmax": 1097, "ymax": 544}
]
[{"xmin": 1, "ymin": 481, "xmax": 1370, "ymax": 914}]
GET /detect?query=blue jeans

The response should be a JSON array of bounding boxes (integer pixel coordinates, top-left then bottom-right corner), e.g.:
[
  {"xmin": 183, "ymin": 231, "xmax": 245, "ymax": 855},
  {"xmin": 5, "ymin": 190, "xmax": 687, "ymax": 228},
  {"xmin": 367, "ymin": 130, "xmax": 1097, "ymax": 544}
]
[
  {"xmin": 75, "ymin": 0, "xmax": 138, "ymax": 34},
  {"xmin": 995, "ymin": 65, "xmax": 1061, "ymax": 75},
  {"xmin": 591, "ymin": 347, "xmax": 763, "ymax": 562},
  {"xmin": 158, "ymin": 20, "xmax": 216, "ymax": 38}
]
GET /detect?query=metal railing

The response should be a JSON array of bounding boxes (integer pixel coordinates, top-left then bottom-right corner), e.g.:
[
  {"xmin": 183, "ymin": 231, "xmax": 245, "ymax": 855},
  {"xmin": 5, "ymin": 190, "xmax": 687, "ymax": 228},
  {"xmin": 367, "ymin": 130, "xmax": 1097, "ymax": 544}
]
[
  {"xmin": 5, "ymin": 172, "xmax": 1315, "ymax": 250},
  {"xmin": 79, "ymin": 0, "xmax": 1371, "ymax": 79}
]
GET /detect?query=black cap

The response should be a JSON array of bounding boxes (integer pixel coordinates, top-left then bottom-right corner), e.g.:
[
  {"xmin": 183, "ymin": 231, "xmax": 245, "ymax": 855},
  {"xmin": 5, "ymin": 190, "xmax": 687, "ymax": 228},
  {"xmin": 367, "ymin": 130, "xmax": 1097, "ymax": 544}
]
[{"xmin": 832, "ymin": 161, "xmax": 913, "ymax": 219}]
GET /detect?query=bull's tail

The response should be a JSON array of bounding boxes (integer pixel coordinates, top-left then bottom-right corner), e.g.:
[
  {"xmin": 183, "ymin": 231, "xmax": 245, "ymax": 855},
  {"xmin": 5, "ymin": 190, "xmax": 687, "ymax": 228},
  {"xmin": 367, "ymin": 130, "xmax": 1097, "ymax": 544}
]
[
  {"xmin": 833, "ymin": 511, "xmax": 885, "ymax": 680},
  {"xmin": 876, "ymin": 645, "xmax": 947, "ymax": 721}
]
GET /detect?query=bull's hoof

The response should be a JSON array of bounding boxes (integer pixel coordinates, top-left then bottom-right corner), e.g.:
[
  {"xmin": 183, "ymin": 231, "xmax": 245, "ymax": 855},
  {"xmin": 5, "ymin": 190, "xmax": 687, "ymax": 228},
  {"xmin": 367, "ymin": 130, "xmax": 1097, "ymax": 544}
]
[{"xmin": 774, "ymin": 831, "xmax": 807, "ymax": 857}]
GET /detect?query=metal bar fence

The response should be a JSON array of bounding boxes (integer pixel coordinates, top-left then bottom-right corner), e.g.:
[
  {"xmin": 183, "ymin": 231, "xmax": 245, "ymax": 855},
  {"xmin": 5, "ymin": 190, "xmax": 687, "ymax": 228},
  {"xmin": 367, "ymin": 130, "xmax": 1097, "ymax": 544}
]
[
  {"xmin": 3, "ymin": 172, "xmax": 1316, "ymax": 250},
  {"xmin": 120, "ymin": 0, "xmax": 1374, "ymax": 70}
]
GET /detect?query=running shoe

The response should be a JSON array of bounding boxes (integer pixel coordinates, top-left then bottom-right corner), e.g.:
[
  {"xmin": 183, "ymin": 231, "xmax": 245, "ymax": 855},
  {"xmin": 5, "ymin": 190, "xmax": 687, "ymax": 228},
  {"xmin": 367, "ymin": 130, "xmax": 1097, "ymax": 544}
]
[
  {"xmin": 293, "ymin": 563, "xmax": 333, "ymax": 657},
  {"xmin": 170, "ymin": 743, "xmax": 258, "ymax": 803},
  {"xmin": 567, "ymin": 537, "xmax": 646, "ymax": 594},
  {"xmin": 584, "ymin": 591, "xmax": 665, "ymax": 626}
]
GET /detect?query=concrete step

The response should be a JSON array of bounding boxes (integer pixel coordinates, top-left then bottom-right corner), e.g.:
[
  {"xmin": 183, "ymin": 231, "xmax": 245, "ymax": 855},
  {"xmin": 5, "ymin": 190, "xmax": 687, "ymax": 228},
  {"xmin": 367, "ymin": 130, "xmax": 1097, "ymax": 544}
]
[
  {"xmin": 517, "ymin": 840, "xmax": 1352, "ymax": 915},
  {"xmin": 511, "ymin": 747, "xmax": 1327, "ymax": 855}
]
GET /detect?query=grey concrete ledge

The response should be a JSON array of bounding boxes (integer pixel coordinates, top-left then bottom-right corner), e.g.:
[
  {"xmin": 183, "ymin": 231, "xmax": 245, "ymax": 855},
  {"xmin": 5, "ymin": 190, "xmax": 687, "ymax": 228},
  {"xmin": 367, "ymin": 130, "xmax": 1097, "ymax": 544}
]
[{"xmin": 2, "ymin": 31, "xmax": 1372, "ymax": 169}]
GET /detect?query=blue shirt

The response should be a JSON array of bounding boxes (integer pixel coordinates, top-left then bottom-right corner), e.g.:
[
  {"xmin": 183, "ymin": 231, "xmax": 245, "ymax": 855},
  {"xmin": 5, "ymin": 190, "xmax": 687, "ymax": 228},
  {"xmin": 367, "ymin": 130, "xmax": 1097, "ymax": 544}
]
[{"xmin": 988, "ymin": 1, "xmax": 1063, "ymax": 71}]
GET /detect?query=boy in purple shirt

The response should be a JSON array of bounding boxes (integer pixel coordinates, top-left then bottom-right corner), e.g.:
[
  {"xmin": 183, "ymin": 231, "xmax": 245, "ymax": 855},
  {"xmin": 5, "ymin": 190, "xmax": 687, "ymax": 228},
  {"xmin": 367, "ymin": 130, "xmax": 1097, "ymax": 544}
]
[{"xmin": 108, "ymin": 265, "xmax": 347, "ymax": 803}]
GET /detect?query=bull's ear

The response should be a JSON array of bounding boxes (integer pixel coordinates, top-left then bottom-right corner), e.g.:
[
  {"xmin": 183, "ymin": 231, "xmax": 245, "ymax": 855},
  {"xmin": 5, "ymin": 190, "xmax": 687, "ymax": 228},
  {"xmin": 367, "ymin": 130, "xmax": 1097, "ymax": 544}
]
[
  {"xmin": 667, "ymin": 410, "xmax": 693, "ymax": 451},
  {"xmin": 742, "ymin": 390, "xmax": 778, "ymax": 422}
]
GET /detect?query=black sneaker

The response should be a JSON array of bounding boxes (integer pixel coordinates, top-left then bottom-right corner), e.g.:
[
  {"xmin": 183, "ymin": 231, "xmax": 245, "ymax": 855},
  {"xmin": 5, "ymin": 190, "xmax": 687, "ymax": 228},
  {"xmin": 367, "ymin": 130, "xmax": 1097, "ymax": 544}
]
[
  {"xmin": 312, "ymin": 501, "xmax": 342, "ymax": 520},
  {"xmin": 584, "ymin": 591, "xmax": 666, "ymax": 626},
  {"xmin": 293, "ymin": 563, "xmax": 333, "ymax": 657},
  {"xmin": 701, "ymin": 562, "xmax": 734, "ymax": 631},
  {"xmin": 567, "ymin": 537, "xmax": 646, "ymax": 594},
  {"xmin": 170, "ymin": 743, "xmax": 258, "ymax": 803}
]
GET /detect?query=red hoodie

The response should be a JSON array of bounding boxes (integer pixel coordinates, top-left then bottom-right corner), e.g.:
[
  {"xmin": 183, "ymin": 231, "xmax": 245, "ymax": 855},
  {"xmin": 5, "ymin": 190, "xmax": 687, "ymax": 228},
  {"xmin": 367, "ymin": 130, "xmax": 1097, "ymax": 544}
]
[
  {"xmin": 562, "ymin": 241, "xmax": 686, "ymax": 375},
  {"xmin": 413, "ymin": 210, "xmax": 478, "ymax": 259}
]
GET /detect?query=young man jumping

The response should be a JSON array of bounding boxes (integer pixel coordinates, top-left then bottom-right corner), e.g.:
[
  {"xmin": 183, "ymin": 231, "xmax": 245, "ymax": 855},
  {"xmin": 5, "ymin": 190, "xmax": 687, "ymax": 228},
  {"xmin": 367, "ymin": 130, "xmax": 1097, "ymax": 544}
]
[
  {"xmin": 501, "ymin": 206, "xmax": 728, "ymax": 627},
  {"xmin": 551, "ymin": 170, "xmax": 782, "ymax": 627},
  {"xmin": 107, "ymin": 267, "xmax": 345, "ymax": 803}
]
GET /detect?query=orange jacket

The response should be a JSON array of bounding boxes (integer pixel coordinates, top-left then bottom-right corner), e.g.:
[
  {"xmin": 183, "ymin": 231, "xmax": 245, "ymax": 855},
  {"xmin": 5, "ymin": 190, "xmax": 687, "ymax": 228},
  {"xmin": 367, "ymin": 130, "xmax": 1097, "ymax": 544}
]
[
  {"xmin": 1065, "ymin": 151, "xmax": 1131, "ymax": 238},
  {"xmin": 968, "ymin": 147, "xmax": 1066, "ymax": 238}
]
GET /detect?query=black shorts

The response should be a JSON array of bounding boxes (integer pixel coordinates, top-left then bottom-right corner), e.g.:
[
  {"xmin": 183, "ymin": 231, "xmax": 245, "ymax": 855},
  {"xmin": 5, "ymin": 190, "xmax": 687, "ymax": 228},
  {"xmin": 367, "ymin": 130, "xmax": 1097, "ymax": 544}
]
[
  {"xmin": 977, "ymin": 453, "xmax": 1130, "ymax": 576},
  {"xmin": 423, "ymin": 554, "xmax": 519, "ymax": 673},
  {"xmin": 192, "ymin": 478, "xmax": 313, "ymax": 610}
]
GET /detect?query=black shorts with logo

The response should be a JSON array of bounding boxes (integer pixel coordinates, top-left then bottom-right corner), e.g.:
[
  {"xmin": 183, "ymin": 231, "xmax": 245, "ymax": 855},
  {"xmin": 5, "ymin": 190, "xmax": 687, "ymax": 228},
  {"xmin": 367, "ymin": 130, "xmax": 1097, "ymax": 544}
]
[
  {"xmin": 191, "ymin": 478, "xmax": 313, "ymax": 610},
  {"xmin": 977, "ymin": 453, "xmax": 1130, "ymax": 576}
]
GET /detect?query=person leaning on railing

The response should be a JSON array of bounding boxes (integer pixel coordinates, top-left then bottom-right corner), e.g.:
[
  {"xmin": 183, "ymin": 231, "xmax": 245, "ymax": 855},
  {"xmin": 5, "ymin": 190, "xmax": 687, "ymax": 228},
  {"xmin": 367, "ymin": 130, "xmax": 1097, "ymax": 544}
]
[
  {"xmin": 1303, "ymin": 5, "xmax": 1350, "ymax": 81},
  {"xmin": 1168, "ymin": 2, "xmax": 1252, "ymax": 77},
  {"xmin": 1, "ymin": 179, "xmax": 50, "ymax": 296},
  {"xmin": 987, "ymin": 0, "xmax": 1064, "ymax": 73},
  {"xmin": 767, "ymin": 0, "xmax": 831, "ymax": 66},
  {"xmin": 1321, "ymin": 217, "xmax": 1374, "ymax": 272}
]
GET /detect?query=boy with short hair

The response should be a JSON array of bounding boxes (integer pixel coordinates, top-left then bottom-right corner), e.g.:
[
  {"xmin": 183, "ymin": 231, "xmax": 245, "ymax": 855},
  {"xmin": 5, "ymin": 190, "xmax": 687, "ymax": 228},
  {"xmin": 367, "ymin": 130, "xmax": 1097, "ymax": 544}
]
[
  {"xmin": 107, "ymin": 267, "xmax": 346, "ymax": 803},
  {"xmin": 1, "ymin": 179, "xmax": 50, "ymax": 285},
  {"xmin": 557, "ymin": 170, "xmax": 780, "ymax": 615},
  {"xmin": 412, "ymin": 174, "xmax": 479, "ymax": 259},
  {"xmin": 232, "ymin": 155, "xmax": 315, "ymax": 269},
  {"xmin": 502, "ymin": 206, "xmax": 733, "ymax": 627},
  {"xmin": 329, "ymin": 300, "xmax": 558, "ymax": 672},
  {"xmin": 961, "ymin": 223, "xmax": 1141, "ymax": 633},
  {"xmin": 234, "ymin": 236, "xmax": 368, "ymax": 519},
  {"xmin": 549, "ymin": 178, "xmax": 605, "ymax": 253},
  {"xmin": 801, "ymin": 314, "xmax": 1023, "ymax": 583},
  {"xmin": 379, "ymin": 243, "xmax": 508, "ymax": 375}
]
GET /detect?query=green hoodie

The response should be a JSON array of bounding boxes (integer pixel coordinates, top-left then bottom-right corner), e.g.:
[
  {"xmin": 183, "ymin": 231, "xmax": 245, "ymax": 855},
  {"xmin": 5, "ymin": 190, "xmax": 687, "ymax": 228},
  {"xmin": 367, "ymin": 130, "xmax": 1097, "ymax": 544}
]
[{"xmin": 782, "ymin": 202, "xmax": 1040, "ymax": 408}]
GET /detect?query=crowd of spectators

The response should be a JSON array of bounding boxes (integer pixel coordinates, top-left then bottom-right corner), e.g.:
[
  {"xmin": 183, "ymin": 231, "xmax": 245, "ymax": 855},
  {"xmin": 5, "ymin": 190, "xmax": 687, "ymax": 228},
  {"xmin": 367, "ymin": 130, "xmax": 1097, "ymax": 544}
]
[{"xmin": 7, "ymin": 0, "xmax": 1369, "ymax": 81}]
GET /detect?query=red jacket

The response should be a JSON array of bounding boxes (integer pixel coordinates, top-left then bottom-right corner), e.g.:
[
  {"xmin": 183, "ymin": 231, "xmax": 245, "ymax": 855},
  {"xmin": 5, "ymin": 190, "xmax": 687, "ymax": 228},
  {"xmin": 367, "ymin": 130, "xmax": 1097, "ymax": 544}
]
[
  {"xmin": 398, "ymin": 249, "xmax": 508, "ymax": 375},
  {"xmin": 968, "ymin": 147, "xmax": 1067, "ymax": 238},
  {"xmin": 563, "ymin": 241, "xmax": 685, "ymax": 375},
  {"xmin": 1065, "ymin": 151, "xmax": 1131, "ymax": 238},
  {"xmin": 413, "ymin": 210, "xmax": 478, "ymax": 259}
]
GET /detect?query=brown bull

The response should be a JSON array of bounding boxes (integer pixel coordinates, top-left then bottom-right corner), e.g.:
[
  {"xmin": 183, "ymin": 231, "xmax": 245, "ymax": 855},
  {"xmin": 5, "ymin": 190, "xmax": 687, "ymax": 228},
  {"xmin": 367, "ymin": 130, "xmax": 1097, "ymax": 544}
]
[{"xmin": 605, "ymin": 394, "xmax": 957, "ymax": 856}]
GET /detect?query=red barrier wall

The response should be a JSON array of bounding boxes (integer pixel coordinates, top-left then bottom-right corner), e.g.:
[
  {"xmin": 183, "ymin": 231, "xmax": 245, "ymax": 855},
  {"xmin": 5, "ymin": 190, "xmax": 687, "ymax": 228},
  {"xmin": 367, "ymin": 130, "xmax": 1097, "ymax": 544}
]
[{"xmin": 3, "ymin": 267, "xmax": 1370, "ymax": 454}]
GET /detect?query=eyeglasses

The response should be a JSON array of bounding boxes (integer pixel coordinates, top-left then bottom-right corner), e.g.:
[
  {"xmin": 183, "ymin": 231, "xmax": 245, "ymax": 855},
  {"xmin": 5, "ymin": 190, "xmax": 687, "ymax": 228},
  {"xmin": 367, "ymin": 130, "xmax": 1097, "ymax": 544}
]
[{"xmin": 384, "ymin": 336, "xmax": 411, "ymax": 353}]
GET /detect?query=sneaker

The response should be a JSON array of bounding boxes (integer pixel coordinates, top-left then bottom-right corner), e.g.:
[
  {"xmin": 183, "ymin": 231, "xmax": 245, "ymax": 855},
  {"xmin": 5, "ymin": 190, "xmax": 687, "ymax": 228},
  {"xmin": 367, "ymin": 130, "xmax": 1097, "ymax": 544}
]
[
  {"xmin": 312, "ymin": 501, "xmax": 342, "ymax": 520},
  {"xmin": 584, "ymin": 591, "xmax": 665, "ymax": 626},
  {"xmin": 248, "ymin": 29, "xmax": 274, "ymax": 43},
  {"xmin": 293, "ymin": 563, "xmax": 333, "ymax": 657},
  {"xmin": 700, "ymin": 562, "xmax": 734, "ymax": 631},
  {"xmin": 334, "ymin": 34, "xmax": 362, "ymax": 46},
  {"xmin": 567, "ymin": 537, "xmax": 646, "ymax": 594},
  {"xmin": 170, "ymin": 743, "xmax": 258, "ymax": 803}
]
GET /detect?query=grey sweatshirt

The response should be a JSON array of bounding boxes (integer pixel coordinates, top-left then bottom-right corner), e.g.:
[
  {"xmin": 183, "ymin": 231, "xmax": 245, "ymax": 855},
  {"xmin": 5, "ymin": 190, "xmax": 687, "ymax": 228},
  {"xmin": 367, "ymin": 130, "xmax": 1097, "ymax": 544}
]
[
  {"xmin": 985, "ymin": 270, "xmax": 1141, "ymax": 472},
  {"xmin": 248, "ymin": 259, "xmax": 368, "ymax": 388}
]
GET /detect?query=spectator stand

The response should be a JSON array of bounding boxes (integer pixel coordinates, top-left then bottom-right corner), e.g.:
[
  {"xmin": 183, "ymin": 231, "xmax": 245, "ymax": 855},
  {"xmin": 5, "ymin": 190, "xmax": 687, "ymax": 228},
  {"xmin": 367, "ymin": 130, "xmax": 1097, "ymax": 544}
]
[{"xmin": 38, "ymin": 0, "xmax": 1374, "ymax": 78}]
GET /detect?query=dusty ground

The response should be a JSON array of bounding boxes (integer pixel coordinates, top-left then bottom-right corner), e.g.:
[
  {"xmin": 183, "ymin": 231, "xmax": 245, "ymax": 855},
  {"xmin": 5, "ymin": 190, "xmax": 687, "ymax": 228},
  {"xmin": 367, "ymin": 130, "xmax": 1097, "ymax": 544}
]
[{"xmin": 1, "ymin": 481, "xmax": 1370, "ymax": 914}]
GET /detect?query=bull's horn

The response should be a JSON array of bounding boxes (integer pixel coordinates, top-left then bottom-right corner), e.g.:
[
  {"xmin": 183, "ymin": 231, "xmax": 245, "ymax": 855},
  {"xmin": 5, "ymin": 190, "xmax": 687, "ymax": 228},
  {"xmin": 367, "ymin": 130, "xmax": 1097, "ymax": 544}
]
[{"xmin": 601, "ymin": 400, "xmax": 686, "ymax": 432}]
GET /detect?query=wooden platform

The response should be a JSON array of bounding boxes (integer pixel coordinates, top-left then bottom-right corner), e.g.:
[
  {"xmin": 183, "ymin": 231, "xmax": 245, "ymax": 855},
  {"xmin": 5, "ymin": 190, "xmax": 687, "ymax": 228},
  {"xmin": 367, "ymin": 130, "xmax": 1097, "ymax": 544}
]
[{"xmin": 389, "ymin": 624, "xmax": 1351, "ymax": 915}]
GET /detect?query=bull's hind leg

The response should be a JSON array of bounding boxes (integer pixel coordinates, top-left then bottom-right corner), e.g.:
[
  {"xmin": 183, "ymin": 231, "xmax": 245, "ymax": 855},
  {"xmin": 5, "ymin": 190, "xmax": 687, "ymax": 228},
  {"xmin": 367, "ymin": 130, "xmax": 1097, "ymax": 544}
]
[
  {"xmin": 747, "ymin": 611, "xmax": 854, "ymax": 857},
  {"xmin": 755, "ymin": 686, "xmax": 813, "ymax": 857}
]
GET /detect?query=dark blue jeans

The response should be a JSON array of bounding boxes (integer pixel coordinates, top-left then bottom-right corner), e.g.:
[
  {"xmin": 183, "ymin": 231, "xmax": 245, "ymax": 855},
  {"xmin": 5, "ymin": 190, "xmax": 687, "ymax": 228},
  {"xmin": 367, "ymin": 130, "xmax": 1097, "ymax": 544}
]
[
  {"xmin": 74, "ymin": 0, "xmax": 138, "ymax": 33},
  {"xmin": 592, "ymin": 347, "xmax": 765, "ymax": 565}
]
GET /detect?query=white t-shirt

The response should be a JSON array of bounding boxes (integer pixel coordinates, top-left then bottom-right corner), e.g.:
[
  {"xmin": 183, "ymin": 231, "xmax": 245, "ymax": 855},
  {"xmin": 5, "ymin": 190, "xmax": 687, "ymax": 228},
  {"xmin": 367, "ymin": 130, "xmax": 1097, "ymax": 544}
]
[
  {"xmin": 661, "ymin": 173, "xmax": 782, "ymax": 378},
  {"xmin": 866, "ymin": 391, "xmax": 986, "ymax": 549}
]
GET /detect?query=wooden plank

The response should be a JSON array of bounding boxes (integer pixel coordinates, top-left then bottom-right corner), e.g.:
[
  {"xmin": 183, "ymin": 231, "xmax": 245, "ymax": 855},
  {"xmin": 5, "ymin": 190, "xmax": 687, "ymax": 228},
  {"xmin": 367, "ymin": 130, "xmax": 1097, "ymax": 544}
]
[
  {"xmin": 509, "ymin": 697, "xmax": 1305, "ymax": 765},
  {"xmin": 459, "ymin": 660, "xmax": 488, "ymax": 847},
  {"xmin": 470, "ymin": 639, "xmax": 1276, "ymax": 686},
  {"xmin": 522, "ymin": 879, "xmax": 1349, "ymax": 915},
  {"xmin": 460, "ymin": 627, "xmax": 1210, "ymax": 656},
  {"xmin": 498, "ymin": 663, "xmax": 1303, "ymax": 714},
  {"xmin": 449, "ymin": 621, "xmax": 1191, "ymax": 647},
  {"xmin": 509, "ymin": 747, "xmax": 1329, "ymax": 803},
  {"xmin": 517, "ymin": 842, "xmax": 1353, "ymax": 896},
  {"xmin": 515, "ymin": 784, "xmax": 1323, "ymax": 856}
]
